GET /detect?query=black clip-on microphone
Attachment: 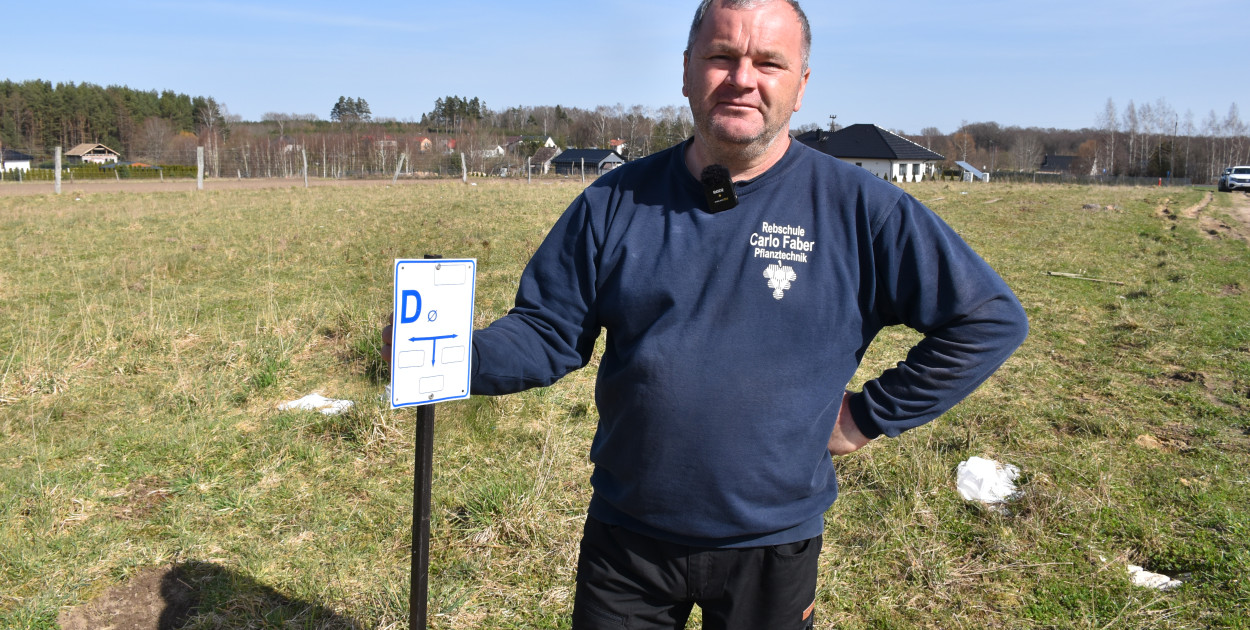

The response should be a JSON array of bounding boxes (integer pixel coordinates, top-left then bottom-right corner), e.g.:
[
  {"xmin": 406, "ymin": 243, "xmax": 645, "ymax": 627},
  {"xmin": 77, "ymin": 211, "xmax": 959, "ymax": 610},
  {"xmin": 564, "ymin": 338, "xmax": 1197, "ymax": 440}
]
[{"xmin": 701, "ymin": 164, "xmax": 738, "ymax": 213}]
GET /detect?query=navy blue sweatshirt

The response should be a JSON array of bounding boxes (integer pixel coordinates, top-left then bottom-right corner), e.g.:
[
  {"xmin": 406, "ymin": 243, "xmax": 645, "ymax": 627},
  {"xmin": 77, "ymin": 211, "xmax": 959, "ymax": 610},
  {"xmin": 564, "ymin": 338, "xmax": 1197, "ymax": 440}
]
[{"xmin": 471, "ymin": 140, "xmax": 1028, "ymax": 547}]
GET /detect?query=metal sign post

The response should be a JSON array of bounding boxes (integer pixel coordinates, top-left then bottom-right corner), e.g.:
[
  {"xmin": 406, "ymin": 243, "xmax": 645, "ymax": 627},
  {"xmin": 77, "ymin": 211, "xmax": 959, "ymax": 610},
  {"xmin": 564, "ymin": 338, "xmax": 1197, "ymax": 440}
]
[
  {"xmin": 391, "ymin": 254, "xmax": 476, "ymax": 629},
  {"xmin": 411, "ymin": 403, "xmax": 435, "ymax": 629}
]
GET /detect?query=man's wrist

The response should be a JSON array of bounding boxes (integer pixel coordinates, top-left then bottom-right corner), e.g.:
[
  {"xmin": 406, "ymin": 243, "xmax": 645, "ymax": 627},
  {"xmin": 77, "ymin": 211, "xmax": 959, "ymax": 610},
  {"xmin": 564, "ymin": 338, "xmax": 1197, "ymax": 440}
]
[{"xmin": 844, "ymin": 391, "xmax": 883, "ymax": 441}]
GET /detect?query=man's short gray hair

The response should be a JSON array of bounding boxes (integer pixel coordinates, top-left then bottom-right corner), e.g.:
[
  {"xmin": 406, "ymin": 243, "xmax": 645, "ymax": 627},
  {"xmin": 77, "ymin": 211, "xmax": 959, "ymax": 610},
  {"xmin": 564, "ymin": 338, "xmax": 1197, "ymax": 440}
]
[{"xmin": 685, "ymin": 0, "xmax": 811, "ymax": 71}]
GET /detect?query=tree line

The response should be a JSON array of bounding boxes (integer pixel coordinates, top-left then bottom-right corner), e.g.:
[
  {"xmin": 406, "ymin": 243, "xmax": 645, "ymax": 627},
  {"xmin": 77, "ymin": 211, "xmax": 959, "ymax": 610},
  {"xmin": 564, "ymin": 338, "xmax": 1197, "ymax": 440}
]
[
  {"xmin": 0, "ymin": 79, "xmax": 228, "ymax": 160},
  {"xmin": 879, "ymin": 98, "xmax": 1248, "ymax": 185},
  {"xmin": 3, "ymin": 82, "xmax": 1246, "ymax": 185}
]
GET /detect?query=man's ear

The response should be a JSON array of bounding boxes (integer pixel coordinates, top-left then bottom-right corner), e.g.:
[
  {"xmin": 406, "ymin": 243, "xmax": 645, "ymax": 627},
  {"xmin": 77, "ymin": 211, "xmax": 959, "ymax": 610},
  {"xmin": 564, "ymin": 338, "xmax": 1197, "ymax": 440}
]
[
  {"xmin": 681, "ymin": 52, "xmax": 690, "ymax": 98},
  {"xmin": 793, "ymin": 67, "xmax": 811, "ymax": 113}
]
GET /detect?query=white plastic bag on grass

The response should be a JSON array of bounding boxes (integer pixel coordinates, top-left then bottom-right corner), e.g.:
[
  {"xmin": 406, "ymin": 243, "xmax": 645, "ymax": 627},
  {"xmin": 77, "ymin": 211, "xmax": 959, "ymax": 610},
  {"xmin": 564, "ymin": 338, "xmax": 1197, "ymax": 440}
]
[
  {"xmin": 956, "ymin": 456, "xmax": 1021, "ymax": 504},
  {"xmin": 1127, "ymin": 565, "xmax": 1183, "ymax": 591},
  {"xmin": 279, "ymin": 393, "xmax": 354, "ymax": 416}
]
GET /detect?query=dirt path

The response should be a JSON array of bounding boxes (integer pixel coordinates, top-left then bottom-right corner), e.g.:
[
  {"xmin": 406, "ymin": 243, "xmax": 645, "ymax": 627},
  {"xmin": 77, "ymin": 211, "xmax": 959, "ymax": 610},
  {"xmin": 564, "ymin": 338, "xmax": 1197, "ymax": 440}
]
[
  {"xmin": 1179, "ymin": 192, "xmax": 1213, "ymax": 218},
  {"xmin": 1173, "ymin": 191, "xmax": 1250, "ymax": 243},
  {"xmin": 1224, "ymin": 191, "xmax": 1250, "ymax": 242}
]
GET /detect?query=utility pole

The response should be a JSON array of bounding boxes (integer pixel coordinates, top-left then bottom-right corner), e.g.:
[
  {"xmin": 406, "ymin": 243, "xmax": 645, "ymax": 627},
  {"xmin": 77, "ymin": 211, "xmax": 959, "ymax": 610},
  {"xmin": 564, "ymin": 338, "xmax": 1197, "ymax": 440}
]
[{"xmin": 828, "ymin": 114, "xmax": 837, "ymax": 132}]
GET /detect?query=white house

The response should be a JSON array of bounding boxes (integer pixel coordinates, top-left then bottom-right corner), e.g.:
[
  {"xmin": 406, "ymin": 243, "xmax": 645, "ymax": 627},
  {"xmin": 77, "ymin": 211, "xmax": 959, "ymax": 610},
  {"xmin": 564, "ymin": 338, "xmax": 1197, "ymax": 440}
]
[
  {"xmin": 471, "ymin": 145, "xmax": 506, "ymax": 159},
  {"xmin": 66, "ymin": 143, "xmax": 120, "ymax": 164},
  {"xmin": 796, "ymin": 124, "xmax": 944, "ymax": 183},
  {"xmin": 1, "ymin": 148, "xmax": 34, "ymax": 172},
  {"xmin": 507, "ymin": 135, "xmax": 558, "ymax": 151}
]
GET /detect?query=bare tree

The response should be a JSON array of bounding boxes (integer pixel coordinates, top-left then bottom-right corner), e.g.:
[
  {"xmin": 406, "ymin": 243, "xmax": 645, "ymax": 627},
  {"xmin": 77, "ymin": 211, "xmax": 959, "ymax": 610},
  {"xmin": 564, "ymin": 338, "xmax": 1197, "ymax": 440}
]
[
  {"xmin": 624, "ymin": 104, "xmax": 653, "ymax": 158},
  {"xmin": 1073, "ymin": 139, "xmax": 1098, "ymax": 176},
  {"xmin": 1097, "ymin": 98, "xmax": 1117, "ymax": 176},
  {"xmin": 919, "ymin": 127, "xmax": 942, "ymax": 150},
  {"xmin": 1203, "ymin": 109, "xmax": 1221, "ymax": 181},
  {"xmin": 1010, "ymin": 131, "xmax": 1043, "ymax": 172},
  {"xmin": 137, "ymin": 117, "xmax": 173, "ymax": 162},
  {"xmin": 1182, "ymin": 109, "xmax": 1195, "ymax": 178},
  {"xmin": 593, "ymin": 105, "xmax": 614, "ymax": 148},
  {"xmin": 1123, "ymin": 101, "xmax": 1139, "ymax": 175},
  {"xmin": 263, "ymin": 112, "xmax": 291, "ymax": 137},
  {"xmin": 194, "ymin": 98, "xmax": 230, "ymax": 177},
  {"xmin": 1225, "ymin": 103, "xmax": 1247, "ymax": 167},
  {"xmin": 954, "ymin": 121, "xmax": 973, "ymax": 162}
]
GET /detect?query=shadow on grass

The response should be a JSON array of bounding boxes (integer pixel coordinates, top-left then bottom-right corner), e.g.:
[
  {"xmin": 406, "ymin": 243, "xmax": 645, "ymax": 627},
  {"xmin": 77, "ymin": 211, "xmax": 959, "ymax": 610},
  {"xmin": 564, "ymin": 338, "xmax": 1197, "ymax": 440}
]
[{"xmin": 58, "ymin": 561, "xmax": 363, "ymax": 630}]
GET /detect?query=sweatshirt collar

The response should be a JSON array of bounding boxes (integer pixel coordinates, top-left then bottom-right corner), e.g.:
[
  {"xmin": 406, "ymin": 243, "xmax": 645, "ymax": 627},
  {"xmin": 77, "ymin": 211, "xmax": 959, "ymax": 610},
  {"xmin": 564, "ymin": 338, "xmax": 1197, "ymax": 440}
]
[{"xmin": 677, "ymin": 137, "xmax": 804, "ymax": 199}]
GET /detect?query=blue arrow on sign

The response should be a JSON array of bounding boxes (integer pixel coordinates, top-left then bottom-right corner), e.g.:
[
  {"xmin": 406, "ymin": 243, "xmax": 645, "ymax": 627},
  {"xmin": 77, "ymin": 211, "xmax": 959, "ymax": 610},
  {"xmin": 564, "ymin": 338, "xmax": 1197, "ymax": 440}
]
[{"xmin": 408, "ymin": 334, "xmax": 459, "ymax": 365}]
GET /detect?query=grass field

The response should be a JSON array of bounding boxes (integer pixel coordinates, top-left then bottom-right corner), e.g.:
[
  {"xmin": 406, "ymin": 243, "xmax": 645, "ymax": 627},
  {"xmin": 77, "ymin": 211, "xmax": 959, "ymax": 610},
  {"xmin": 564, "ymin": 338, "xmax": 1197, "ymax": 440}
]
[{"xmin": 1, "ymin": 179, "xmax": 1247, "ymax": 629}]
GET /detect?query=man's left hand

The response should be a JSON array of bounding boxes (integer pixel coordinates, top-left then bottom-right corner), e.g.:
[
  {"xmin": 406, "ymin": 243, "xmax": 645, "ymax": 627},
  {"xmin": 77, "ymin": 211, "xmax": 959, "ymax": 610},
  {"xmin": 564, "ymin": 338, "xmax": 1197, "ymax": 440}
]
[
  {"xmin": 381, "ymin": 313, "xmax": 394, "ymax": 373},
  {"xmin": 827, "ymin": 392, "xmax": 871, "ymax": 456}
]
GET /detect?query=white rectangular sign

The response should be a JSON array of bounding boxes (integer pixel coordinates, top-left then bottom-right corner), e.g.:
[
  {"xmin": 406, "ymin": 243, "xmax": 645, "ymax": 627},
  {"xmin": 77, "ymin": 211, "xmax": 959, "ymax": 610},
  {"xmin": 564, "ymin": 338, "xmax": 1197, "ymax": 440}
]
[{"xmin": 391, "ymin": 259, "xmax": 476, "ymax": 408}]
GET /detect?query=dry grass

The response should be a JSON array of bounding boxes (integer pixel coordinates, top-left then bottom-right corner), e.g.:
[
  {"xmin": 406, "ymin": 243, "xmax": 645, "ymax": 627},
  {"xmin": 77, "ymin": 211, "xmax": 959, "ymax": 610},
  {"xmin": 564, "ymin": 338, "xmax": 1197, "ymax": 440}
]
[{"xmin": 1, "ymin": 180, "xmax": 1247, "ymax": 628}]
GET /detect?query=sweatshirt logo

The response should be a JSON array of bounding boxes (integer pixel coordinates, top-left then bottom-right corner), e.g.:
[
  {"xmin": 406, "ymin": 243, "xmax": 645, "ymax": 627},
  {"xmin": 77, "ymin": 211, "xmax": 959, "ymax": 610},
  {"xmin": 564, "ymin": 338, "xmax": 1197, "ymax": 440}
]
[
  {"xmin": 763, "ymin": 263, "xmax": 797, "ymax": 300},
  {"xmin": 750, "ymin": 221, "xmax": 814, "ymax": 264}
]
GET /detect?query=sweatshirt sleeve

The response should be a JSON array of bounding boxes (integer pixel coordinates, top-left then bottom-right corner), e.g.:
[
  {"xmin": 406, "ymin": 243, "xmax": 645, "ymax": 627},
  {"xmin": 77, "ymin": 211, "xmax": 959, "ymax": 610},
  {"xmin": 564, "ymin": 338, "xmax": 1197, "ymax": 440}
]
[
  {"xmin": 470, "ymin": 194, "xmax": 602, "ymax": 395},
  {"xmin": 847, "ymin": 194, "xmax": 1029, "ymax": 439}
]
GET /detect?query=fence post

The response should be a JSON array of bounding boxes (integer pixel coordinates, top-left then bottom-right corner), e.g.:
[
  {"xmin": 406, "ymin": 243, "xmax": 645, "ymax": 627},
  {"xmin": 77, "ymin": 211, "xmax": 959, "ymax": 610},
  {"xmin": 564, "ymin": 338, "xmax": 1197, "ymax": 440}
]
[
  {"xmin": 581, "ymin": 158, "xmax": 585, "ymax": 184},
  {"xmin": 392, "ymin": 153, "xmax": 407, "ymax": 185},
  {"xmin": 197, "ymin": 147, "xmax": 204, "ymax": 190},
  {"xmin": 461, "ymin": 153, "xmax": 467, "ymax": 184},
  {"xmin": 55, "ymin": 146, "xmax": 62, "ymax": 195},
  {"xmin": 303, "ymin": 148, "xmax": 310, "ymax": 188},
  {"xmin": 527, "ymin": 157, "xmax": 532, "ymax": 184}
]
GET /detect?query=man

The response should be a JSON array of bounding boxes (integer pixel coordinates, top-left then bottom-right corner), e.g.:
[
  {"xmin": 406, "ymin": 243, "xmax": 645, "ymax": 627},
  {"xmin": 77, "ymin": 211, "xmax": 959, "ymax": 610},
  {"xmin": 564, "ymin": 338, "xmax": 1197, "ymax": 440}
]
[{"xmin": 391, "ymin": 0, "xmax": 1028, "ymax": 627}]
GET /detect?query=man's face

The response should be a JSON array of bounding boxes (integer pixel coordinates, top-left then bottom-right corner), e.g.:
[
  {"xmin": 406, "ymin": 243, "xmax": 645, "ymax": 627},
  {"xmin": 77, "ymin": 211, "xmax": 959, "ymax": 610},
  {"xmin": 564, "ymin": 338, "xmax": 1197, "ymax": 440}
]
[{"xmin": 683, "ymin": 0, "xmax": 810, "ymax": 160}]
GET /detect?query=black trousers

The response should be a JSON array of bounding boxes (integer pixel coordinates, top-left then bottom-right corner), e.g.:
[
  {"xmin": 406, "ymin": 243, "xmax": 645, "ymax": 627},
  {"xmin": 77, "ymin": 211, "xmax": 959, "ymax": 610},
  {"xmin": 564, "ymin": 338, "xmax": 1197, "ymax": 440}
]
[{"xmin": 573, "ymin": 516, "xmax": 821, "ymax": 630}]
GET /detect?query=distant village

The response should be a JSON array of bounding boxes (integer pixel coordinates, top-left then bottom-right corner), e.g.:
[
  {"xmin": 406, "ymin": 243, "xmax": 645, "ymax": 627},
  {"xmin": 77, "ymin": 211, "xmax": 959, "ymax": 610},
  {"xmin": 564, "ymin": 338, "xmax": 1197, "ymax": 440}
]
[
  {"xmin": 2, "ymin": 82, "xmax": 1245, "ymax": 185},
  {"xmin": 1, "ymin": 124, "xmax": 1123, "ymax": 186}
]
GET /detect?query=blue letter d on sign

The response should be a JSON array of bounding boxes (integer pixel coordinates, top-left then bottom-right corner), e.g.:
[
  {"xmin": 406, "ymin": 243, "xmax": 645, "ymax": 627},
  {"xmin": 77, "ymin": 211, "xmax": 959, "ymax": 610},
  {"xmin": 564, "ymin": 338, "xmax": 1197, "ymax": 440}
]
[{"xmin": 400, "ymin": 290, "xmax": 422, "ymax": 324}]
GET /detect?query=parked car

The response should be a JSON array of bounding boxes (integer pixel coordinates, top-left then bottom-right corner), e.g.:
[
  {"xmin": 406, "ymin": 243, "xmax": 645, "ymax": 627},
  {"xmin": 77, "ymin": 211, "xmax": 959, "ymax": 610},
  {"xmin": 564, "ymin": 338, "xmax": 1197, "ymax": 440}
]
[{"xmin": 1218, "ymin": 166, "xmax": 1250, "ymax": 192}]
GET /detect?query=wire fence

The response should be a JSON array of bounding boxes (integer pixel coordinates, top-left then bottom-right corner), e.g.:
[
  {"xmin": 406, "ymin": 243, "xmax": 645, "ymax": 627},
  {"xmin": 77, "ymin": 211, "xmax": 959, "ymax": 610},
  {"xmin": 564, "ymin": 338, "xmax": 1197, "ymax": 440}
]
[
  {"xmin": 0, "ymin": 147, "xmax": 1210, "ymax": 188},
  {"xmin": 930, "ymin": 168, "xmax": 1196, "ymax": 187},
  {"xmin": 1, "ymin": 140, "xmax": 558, "ymax": 184},
  {"xmin": 1, "ymin": 164, "xmax": 198, "ymax": 182},
  {"xmin": 984, "ymin": 171, "xmax": 1194, "ymax": 187}
]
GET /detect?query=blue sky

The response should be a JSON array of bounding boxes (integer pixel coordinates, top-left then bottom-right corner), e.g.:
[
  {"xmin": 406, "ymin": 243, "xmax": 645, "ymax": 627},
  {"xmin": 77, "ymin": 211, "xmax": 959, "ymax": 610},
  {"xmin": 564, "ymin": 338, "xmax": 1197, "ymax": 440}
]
[{"xmin": 6, "ymin": 0, "xmax": 1246, "ymax": 135}]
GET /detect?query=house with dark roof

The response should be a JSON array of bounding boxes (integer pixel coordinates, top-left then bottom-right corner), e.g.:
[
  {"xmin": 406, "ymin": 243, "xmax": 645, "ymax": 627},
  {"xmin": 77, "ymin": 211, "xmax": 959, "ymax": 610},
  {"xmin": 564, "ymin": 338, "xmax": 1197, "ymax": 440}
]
[
  {"xmin": 65, "ymin": 143, "xmax": 120, "ymax": 164},
  {"xmin": 528, "ymin": 146, "xmax": 562, "ymax": 175},
  {"xmin": 796, "ymin": 124, "xmax": 944, "ymax": 182},
  {"xmin": 551, "ymin": 149, "xmax": 624, "ymax": 176},
  {"xmin": 1, "ymin": 148, "xmax": 35, "ymax": 172},
  {"xmin": 1038, "ymin": 155, "xmax": 1077, "ymax": 174}
]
